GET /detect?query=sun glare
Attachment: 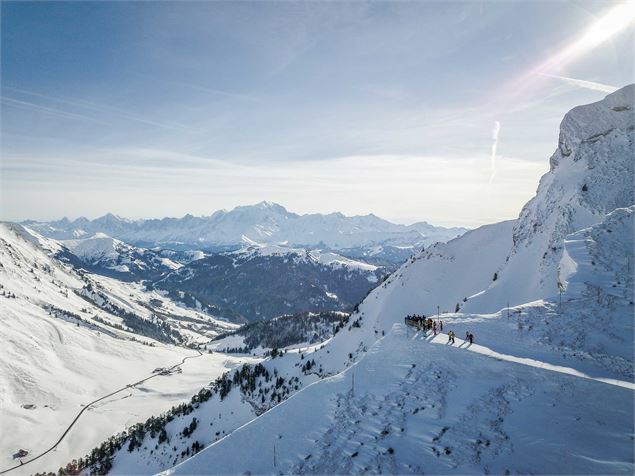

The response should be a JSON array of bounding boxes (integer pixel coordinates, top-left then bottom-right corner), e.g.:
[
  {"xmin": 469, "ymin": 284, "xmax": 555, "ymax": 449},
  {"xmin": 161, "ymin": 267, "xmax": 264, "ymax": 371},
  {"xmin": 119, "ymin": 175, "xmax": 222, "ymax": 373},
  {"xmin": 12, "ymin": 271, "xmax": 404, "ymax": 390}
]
[
  {"xmin": 566, "ymin": 2, "xmax": 635, "ymax": 60},
  {"xmin": 503, "ymin": 2, "xmax": 634, "ymax": 100}
]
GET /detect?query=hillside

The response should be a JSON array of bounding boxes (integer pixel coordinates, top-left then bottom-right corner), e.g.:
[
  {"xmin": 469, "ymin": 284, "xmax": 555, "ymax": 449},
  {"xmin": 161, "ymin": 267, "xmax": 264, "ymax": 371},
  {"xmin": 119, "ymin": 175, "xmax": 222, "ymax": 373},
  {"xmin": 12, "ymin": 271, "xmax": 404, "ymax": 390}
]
[
  {"xmin": 155, "ymin": 244, "xmax": 386, "ymax": 321},
  {"xmin": 0, "ymin": 223, "xmax": 246, "ymax": 476},
  {"xmin": 167, "ymin": 326, "xmax": 633, "ymax": 476},
  {"xmin": 209, "ymin": 310, "xmax": 350, "ymax": 354},
  {"xmin": 59, "ymin": 233, "xmax": 181, "ymax": 282}
]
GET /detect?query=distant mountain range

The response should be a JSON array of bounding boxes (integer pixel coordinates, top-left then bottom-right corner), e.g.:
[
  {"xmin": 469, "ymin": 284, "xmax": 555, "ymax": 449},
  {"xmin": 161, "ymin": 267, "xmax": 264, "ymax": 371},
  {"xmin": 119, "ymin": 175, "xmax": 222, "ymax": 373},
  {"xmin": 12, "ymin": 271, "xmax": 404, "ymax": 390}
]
[{"xmin": 23, "ymin": 202, "xmax": 467, "ymax": 251}]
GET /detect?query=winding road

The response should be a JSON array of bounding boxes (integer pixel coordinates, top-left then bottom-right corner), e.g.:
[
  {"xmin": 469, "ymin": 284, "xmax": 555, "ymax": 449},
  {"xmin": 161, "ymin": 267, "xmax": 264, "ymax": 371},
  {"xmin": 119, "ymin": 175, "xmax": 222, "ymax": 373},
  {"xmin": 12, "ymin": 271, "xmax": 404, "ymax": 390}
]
[{"xmin": 0, "ymin": 350, "xmax": 204, "ymax": 475}]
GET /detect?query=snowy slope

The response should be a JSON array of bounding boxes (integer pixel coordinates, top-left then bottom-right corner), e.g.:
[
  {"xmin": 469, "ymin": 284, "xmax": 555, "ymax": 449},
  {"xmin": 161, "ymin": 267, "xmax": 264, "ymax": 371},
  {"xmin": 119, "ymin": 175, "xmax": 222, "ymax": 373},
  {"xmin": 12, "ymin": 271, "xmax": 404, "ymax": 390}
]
[
  {"xmin": 0, "ymin": 223, "xmax": 245, "ymax": 475},
  {"xmin": 61, "ymin": 232, "xmax": 181, "ymax": 280},
  {"xmin": 166, "ymin": 326, "xmax": 633, "ymax": 476},
  {"xmin": 24, "ymin": 202, "xmax": 467, "ymax": 251}
]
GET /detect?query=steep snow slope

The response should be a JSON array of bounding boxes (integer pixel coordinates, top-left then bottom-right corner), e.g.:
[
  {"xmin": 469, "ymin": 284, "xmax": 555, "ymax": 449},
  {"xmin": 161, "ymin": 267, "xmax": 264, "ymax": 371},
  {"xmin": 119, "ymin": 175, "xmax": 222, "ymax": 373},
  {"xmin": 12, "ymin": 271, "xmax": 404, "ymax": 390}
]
[
  {"xmin": 166, "ymin": 326, "xmax": 633, "ymax": 476},
  {"xmin": 24, "ymin": 202, "xmax": 467, "ymax": 251},
  {"xmin": 10, "ymin": 224, "xmax": 235, "ymax": 342},
  {"xmin": 0, "ymin": 223, "xmax": 245, "ymax": 475},
  {"xmin": 464, "ymin": 85, "xmax": 634, "ymax": 313}
]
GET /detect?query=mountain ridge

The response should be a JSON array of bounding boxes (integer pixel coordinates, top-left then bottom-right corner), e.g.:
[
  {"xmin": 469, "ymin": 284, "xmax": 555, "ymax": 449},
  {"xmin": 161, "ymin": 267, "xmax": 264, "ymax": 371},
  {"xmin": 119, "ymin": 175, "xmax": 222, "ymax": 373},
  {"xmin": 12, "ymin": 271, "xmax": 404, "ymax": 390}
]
[{"xmin": 23, "ymin": 202, "xmax": 468, "ymax": 251}]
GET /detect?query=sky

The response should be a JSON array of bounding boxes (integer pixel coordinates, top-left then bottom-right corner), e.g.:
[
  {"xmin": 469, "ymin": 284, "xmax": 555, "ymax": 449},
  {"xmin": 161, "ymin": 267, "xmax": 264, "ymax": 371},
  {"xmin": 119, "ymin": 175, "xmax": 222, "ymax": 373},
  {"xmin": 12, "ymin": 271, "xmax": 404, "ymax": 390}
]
[{"xmin": 1, "ymin": 1, "xmax": 633, "ymax": 227}]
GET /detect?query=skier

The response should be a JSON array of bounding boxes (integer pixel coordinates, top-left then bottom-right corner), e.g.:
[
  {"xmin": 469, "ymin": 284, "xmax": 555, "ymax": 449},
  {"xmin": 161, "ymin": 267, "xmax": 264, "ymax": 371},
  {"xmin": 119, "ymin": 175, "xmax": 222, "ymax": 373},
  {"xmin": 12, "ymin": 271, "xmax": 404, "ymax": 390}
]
[
  {"xmin": 465, "ymin": 331, "xmax": 470, "ymax": 341},
  {"xmin": 468, "ymin": 333, "xmax": 474, "ymax": 345},
  {"xmin": 447, "ymin": 330, "xmax": 455, "ymax": 344},
  {"xmin": 433, "ymin": 321, "xmax": 437, "ymax": 335},
  {"xmin": 440, "ymin": 321, "xmax": 443, "ymax": 332}
]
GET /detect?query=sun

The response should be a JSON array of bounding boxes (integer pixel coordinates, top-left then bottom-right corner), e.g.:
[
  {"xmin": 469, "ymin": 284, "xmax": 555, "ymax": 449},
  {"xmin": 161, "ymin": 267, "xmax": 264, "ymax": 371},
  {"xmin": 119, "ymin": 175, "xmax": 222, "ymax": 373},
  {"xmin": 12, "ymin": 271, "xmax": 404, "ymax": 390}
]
[{"xmin": 566, "ymin": 2, "xmax": 635, "ymax": 60}]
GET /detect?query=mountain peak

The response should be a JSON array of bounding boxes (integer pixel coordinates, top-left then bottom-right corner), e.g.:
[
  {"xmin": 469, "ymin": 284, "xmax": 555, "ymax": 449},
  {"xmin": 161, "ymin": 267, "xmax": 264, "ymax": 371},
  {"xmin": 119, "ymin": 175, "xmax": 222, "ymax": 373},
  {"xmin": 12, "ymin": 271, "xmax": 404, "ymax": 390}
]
[{"xmin": 254, "ymin": 200, "xmax": 286, "ymax": 211}]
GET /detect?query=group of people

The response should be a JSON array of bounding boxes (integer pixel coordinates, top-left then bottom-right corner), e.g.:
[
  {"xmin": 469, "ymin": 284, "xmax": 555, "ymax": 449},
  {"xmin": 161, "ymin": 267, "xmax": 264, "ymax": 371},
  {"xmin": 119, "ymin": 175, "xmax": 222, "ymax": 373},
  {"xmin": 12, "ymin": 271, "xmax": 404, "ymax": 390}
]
[
  {"xmin": 404, "ymin": 315, "xmax": 475, "ymax": 345},
  {"xmin": 405, "ymin": 315, "xmax": 444, "ymax": 335}
]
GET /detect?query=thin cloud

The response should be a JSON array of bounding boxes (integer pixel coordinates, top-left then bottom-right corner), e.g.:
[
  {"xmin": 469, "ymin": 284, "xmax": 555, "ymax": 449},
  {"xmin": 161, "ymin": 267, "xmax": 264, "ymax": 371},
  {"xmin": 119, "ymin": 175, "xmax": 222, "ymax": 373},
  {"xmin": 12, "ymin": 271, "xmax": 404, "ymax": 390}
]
[
  {"xmin": 133, "ymin": 74, "xmax": 260, "ymax": 103},
  {"xmin": 540, "ymin": 73, "xmax": 619, "ymax": 93},
  {"xmin": 1, "ymin": 96, "xmax": 107, "ymax": 124},
  {"xmin": 2, "ymin": 86, "xmax": 187, "ymax": 130}
]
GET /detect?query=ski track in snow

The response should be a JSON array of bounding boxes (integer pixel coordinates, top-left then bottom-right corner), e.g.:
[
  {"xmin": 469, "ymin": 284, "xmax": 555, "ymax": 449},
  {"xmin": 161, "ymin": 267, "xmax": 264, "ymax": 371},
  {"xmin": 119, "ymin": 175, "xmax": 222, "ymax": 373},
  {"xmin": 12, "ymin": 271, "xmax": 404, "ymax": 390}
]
[{"xmin": 425, "ymin": 331, "xmax": 635, "ymax": 390}]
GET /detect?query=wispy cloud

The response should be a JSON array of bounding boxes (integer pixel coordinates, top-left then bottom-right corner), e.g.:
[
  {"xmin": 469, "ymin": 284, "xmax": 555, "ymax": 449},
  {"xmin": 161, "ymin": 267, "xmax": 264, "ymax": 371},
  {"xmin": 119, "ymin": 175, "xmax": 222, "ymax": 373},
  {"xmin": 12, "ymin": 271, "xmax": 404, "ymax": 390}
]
[
  {"xmin": 1, "ymin": 96, "xmax": 106, "ymax": 124},
  {"xmin": 539, "ymin": 73, "xmax": 619, "ymax": 93},
  {"xmin": 2, "ymin": 86, "xmax": 187, "ymax": 130},
  {"xmin": 133, "ymin": 75, "xmax": 260, "ymax": 103}
]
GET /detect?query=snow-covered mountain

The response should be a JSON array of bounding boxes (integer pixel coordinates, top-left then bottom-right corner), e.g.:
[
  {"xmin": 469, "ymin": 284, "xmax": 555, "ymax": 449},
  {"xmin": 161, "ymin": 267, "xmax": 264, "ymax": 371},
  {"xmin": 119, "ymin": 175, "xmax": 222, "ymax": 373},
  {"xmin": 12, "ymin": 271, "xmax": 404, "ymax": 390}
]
[
  {"xmin": 58, "ymin": 232, "xmax": 181, "ymax": 281},
  {"xmin": 155, "ymin": 243, "xmax": 387, "ymax": 321},
  {"xmin": 0, "ymin": 222, "xmax": 246, "ymax": 475},
  {"xmin": 36, "ymin": 87, "xmax": 633, "ymax": 476},
  {"xmin": 10, "ymin": 227, "xmax": 388, "ymax": 324},
  {"xmin": 463, "ymin": 84, "xmax": 635, "ymax": 314},
  {"xmin": 23, "ymin": 203, "xmax": 467, "ymax": 252}
]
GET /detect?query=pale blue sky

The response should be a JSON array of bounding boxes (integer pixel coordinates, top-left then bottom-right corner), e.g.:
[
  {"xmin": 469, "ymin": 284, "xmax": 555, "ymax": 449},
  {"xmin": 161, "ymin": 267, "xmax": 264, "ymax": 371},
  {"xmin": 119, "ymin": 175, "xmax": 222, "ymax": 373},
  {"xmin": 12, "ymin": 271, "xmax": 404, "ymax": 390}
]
[{"xmin": 1, "ymin": 1, "xmax": 633, "ymax": 226}]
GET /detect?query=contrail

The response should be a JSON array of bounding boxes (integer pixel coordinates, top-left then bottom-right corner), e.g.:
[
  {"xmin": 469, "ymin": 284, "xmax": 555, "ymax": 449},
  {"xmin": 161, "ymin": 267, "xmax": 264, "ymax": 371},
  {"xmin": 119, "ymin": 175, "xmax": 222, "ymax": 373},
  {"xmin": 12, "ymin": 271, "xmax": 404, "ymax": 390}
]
[
  {"xmin": 489, "ymin": 121, "xmax": 501, "ymax": 184},
  {"xmin": 540, "ymin": 73, "xmax": 619, "ymax": 93}
]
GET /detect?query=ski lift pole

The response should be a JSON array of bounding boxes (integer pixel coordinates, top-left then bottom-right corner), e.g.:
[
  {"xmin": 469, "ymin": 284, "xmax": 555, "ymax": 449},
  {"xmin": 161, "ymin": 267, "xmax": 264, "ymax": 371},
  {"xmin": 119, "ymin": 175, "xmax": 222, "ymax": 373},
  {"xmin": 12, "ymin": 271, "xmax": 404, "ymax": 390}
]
[{"xmin": 351, "ymin": 370, "xmax": 355, "ymax": 397}]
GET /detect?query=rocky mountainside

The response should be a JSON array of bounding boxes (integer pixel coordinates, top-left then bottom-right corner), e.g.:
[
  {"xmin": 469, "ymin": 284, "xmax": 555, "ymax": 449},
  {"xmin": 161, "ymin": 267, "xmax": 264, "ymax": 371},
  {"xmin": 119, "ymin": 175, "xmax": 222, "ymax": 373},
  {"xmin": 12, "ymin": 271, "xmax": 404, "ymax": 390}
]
[
  {"xmin": 23, "ymin": 202, "xmax": 467, "ymax": 251},
  {"xmin": 464, "ymin": 84, "xmax": 634, "ymax": 313}
]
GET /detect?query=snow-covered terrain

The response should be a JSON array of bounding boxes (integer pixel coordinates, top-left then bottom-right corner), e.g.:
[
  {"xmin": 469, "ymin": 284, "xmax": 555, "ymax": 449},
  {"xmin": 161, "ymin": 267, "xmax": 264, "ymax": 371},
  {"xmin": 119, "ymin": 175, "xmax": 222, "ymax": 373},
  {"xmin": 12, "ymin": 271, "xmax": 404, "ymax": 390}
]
[
  {"xmin": 61, "ymin": 232, "xmax": 181, "ymax": 280},
  {"xmin": 0, "ymin": 223, "xmax": 244, "ymax": 475},
  {"xmin": 24, "ymin": 203, "xmax": 467, "ymax": 251},
  {"xmin": 3, "ymin": 86, "xmax": 633, "ymax": 476},
  {"xmin": 166, "ymin": 326, "xmax": 633, "ymax": 476}
]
